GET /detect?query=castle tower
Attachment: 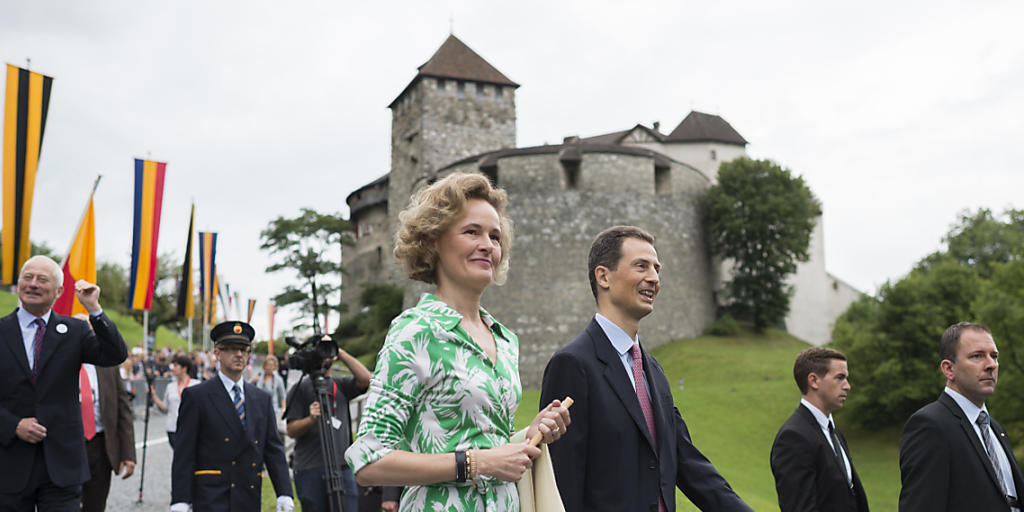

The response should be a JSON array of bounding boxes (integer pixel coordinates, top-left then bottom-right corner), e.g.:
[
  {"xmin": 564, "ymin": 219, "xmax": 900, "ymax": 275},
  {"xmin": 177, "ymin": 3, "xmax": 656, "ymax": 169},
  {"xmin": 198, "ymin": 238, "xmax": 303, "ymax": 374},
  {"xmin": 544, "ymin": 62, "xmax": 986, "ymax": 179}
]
[{"xmin": 387, "ymin": 35, "xmax": 519, "ymax": 213}]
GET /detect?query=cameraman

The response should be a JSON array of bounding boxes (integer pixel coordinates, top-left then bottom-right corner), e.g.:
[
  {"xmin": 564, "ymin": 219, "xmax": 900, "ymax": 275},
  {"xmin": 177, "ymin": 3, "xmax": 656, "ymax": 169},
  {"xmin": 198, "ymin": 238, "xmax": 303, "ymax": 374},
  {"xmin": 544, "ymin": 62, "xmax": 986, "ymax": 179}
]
[{"xmin": 285, "ymin": 340, "xmax": 370, "ymax": 512}]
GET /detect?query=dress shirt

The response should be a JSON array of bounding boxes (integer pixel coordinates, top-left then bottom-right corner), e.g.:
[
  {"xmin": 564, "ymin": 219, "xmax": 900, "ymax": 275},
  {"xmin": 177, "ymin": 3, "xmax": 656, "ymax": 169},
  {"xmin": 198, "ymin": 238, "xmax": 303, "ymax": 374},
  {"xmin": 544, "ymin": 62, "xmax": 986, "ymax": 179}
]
[
  {"xmin": 218, "ymin": 371, "xmax": 245, "ymax": 403},
  {"xmin": 943, "ymin": 387, "xmax": 1018, "ymax": 501},
  {"xmin": 17, "ymin": 307, "xmax": 52, "ymax": 369},
  {"xmin": 81, "ymin": 363, "xmax": 104, "ymax": 433},
  {"xmin": 594, "ymin": 313, "xmax": 650, "ymax": 395},
  {"xmin": 800, "ymin": 398, "xmax": 852, "ymax": 485}
]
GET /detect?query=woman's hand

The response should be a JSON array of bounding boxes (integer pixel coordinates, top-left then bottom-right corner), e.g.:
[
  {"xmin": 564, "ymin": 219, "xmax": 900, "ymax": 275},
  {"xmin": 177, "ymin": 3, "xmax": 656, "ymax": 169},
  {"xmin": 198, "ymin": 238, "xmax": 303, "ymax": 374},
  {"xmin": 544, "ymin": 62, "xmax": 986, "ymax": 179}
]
[
  {"xmin": 476, "ymin": 443, "xmax": 541, "ymax": 482},
  {"xmin": 526, "ymin": 399, "xmax": 571, "ymax": 446}
]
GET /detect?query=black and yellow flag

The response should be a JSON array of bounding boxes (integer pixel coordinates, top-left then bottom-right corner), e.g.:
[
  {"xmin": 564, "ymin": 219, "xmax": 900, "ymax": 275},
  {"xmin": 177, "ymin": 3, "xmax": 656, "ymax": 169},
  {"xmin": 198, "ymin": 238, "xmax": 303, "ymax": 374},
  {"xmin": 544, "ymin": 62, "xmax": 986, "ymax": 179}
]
[
  {"xmin": 2, "ymin": 64, "xmax": 53, "ymax": 285},
  {"xmin": 176, "ymin": 204, "xmax": 195, "ymax": 319}
]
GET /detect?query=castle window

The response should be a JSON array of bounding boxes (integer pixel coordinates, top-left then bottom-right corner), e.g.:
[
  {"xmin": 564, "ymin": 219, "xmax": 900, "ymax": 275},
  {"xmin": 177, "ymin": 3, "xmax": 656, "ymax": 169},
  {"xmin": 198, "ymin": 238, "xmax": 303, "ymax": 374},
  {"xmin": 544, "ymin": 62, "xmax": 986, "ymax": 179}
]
[
  {"xmin": 376, "ymin": 246, "xmax": 383, "ymax": 265},
  {"xmin": 654, "ymin": 161, "xmax": 671, "ymax": 195},
  {"xmin": 457, "ymin": 81, "xmax": 465, "ymax": 98},
  {"xmin": 476, "ymin": 83, "xmax": 486, "ymax": 98},
  {"xmin": 495, "ymin": 86, "xmax": 504, "ymax": 101},
  {"xmin": 559, "ymin": 146, "xmax": 582, "ymax": 190},
  {"xmin": 436, "ymin": 78, "xmax": 446, "ymax": 92},
  {"xmin": 710, "ymin": 149, "xmax": 717, "ymax": 161}
]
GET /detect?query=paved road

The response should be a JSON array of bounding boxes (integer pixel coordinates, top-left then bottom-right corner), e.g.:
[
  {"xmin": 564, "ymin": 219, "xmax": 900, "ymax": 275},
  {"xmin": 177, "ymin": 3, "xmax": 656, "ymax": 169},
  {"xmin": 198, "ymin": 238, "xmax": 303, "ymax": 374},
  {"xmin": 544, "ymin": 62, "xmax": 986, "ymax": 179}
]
[{"xmin": 105, "ymin": 404, "xmax": 176, "ymax": 511}]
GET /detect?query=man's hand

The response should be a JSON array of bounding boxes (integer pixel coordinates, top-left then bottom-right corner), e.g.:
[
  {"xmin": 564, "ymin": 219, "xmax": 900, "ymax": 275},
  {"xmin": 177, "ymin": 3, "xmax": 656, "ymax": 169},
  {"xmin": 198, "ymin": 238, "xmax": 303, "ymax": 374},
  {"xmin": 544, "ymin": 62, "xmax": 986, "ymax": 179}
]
[
  {"xmin": 74, "ymin": 280, "xmax": 102, "ymax": 314},
  {"xmin": 276, "ymin": 495, "xmax": 294, "ymax": 512},
  {"xmin": 16, "ymin": 418, "xmax": 46, "ymax": 443},
  {"xmin": 308, "ymin": 401, "xmax": 321, "ymax": 419},
  {"xmin": 119, "ymin": 460, "xmax": 136, "ymax": 478},
  {"xmin": 382, "ymin": 500, "xmax": 399, "ymax": 512}
]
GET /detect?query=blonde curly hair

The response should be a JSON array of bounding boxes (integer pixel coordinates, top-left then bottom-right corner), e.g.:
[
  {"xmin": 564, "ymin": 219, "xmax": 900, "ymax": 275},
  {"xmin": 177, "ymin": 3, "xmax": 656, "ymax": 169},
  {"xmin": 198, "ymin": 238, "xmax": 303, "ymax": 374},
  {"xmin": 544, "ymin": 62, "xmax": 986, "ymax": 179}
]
[{"xmin": 394, "ymin": 172, "xmax": 513, "ymax": 285}]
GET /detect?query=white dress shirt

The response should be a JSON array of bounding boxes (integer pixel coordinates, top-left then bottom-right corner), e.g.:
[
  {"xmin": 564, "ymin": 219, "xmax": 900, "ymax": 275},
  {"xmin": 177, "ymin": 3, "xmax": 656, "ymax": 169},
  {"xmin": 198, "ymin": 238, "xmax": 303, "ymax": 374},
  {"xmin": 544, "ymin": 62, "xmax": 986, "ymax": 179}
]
[
  {"xmin": 944, "ymin": 387, "xmax": 1018, "ymax": 503},
  {"xmin": 800, "ymin": 398, "xmax": 853, "ymax": 485},
  {"xmin": 594, "ymin": 313, "xmax": 650, "ymax": 394}
]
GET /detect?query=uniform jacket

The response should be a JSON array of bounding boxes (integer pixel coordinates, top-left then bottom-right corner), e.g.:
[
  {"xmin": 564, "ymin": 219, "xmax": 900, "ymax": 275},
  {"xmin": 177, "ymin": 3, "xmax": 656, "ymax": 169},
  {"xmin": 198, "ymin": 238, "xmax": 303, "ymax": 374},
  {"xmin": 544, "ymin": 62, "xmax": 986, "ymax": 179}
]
[
  {"xmin": 171, "ymin": 377, "xmax": 291, "ymax": 511},
  {"xmin": 0, "ymin": 309, "xmax": 127, "ymax": 492},
  {"xmin": 899, "ymin": 391, "xmax": 1024, "ymax": 511},
  {"xmin": 770, "ymin": 404, "xmax": 869, "ymax": 512},
  {"xmin": 540, "ymin": 318, "xmax": 752, "ymax": 512}
]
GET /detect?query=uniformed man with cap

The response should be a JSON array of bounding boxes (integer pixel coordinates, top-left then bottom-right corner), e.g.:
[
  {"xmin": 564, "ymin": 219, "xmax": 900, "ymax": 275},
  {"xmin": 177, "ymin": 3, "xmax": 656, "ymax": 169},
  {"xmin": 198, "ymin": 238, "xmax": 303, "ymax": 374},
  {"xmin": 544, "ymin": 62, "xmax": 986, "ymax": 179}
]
[{"xmin": 170, "ymin": 321, "xmax": 294, "ymax": 512}]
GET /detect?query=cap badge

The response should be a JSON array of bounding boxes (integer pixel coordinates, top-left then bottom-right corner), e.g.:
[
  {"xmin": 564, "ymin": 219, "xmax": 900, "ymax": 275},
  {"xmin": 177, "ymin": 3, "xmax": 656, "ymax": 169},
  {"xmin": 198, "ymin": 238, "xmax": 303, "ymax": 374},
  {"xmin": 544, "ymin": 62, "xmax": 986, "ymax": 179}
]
[{"xmin": 233, "ymin": 323, "xmax": 242, "ymax": 334}]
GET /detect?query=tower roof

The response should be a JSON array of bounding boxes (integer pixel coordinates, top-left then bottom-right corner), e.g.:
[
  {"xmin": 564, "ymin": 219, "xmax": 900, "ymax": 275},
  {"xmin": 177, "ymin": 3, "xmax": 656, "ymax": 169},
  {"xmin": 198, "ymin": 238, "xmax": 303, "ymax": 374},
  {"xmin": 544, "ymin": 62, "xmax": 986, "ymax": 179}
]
[
  {"xmin": 665, "ymin": 111, "xmax": 748, "ymax": 145},
  {"xmin": 389, "ymin": 35, "xmax": 518, "ymax": 108}
]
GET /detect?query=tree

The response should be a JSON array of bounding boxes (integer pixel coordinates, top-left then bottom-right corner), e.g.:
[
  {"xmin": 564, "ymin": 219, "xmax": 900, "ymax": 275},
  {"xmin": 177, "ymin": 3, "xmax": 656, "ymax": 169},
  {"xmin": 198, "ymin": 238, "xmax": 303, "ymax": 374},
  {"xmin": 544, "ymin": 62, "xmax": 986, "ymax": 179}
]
[
  {"xmin": 259, "ymin": 209, "xmax": 351, "ymax": 333},
  {"xmin": 702, "ymin": 157, "xmax": 821, "ymax": 331},
  {"xmin": 833, "ymin": 208, "xmax": 1024, "ymax": 428}
]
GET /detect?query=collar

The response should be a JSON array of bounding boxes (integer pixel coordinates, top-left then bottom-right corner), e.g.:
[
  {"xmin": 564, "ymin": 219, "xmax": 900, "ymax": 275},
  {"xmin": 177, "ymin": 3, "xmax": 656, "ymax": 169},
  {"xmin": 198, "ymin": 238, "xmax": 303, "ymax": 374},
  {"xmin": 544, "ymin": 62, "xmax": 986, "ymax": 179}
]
[
  {"xmin": 595, "ymin": 313, "xmax": 640, "ymax": 356},
  {"xmin": 17, "ymin": 307, "xmax": 52, "ymax": 327},
  {"xmin": 218, "ymin": 371, "xmax": 245, "ymax": 396},
  {"xmin": 800, "ymin": 397, "xmax": 835, "ymax": 430},
  {"xmin": 416, "ymin": 293, "xmax": 505, "ymax": 337},
  {"xmin": 944, "ymin": 386, "xmax": 987, "ymax": 423}
]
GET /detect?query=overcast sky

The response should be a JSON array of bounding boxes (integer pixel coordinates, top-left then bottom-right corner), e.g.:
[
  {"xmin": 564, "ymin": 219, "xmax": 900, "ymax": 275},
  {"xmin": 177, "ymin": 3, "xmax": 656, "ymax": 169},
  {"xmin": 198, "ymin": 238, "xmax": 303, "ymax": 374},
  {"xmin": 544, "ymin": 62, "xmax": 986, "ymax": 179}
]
[{"xmin": 3, "ymin": 1, "xmax": 1022, "ymax": 339}]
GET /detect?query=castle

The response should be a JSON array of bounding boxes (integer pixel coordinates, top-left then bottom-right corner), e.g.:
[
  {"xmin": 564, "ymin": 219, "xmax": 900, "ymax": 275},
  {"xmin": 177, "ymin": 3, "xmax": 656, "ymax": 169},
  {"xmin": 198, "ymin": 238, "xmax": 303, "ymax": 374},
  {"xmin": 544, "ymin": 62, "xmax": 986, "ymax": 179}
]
[{"xmin": 343, "ymin": 35, "xmax": 860, "ymax": 386}]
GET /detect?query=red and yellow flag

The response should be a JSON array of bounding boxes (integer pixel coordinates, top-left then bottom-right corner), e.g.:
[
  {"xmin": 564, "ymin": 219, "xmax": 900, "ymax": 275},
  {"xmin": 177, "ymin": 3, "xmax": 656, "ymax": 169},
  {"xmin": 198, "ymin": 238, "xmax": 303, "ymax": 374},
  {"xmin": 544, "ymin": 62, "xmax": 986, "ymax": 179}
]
[
  {"xmin": 53, "ymin": 180, "xmax": 99, "ymax": 316},
  {"xmin": 2, "ymin": 64, "xmax": 53, "ymax": 284}
]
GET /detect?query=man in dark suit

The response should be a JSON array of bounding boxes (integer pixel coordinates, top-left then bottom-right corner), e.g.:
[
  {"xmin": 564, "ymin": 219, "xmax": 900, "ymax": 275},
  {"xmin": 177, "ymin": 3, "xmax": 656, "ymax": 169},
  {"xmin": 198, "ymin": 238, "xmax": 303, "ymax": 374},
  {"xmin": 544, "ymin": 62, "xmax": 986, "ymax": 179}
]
[
  {"xmin": 899, "ymin": 322, "xmax": 1023, "ymax": 511},
  {"xmin": 0, "ymin": 255, "xmax": 128, "ymax": 510},
  {"xmin": 171, "ymin": 321, "xmax": 294, "ymax": 512},
  {"xmin": 540, "ymin": 226, "xmax": 752, "ymax": 512},
  {"xmin": 76, "ymin": 313, "xmax": 137, "ymax": 512},
  {"xmin": 770, "ymin": 347, "xmax": 869, "ymax": 512}
]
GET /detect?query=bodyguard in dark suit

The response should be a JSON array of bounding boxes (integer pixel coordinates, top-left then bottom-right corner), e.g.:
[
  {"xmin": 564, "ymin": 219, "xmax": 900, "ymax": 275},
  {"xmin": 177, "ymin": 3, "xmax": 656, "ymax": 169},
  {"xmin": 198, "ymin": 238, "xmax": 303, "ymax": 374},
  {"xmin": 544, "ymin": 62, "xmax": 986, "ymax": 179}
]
[
  {"xmin": 770, "ymin": 347, "xmax": 868, "ymax": 512},
  {"xmin": 541, "ymin": 226, "xmax": 752, "ymax": 512},
  {"xmin": 0, "ymin": 255, "xmax": 128, "ymax": 510},
  {"xmin": 171, "ymin": 321, "xmax": 294, "ymax": 512},
  {"xmin": 79, "ymin": 362, "xmax": 136, "ymax": 511},
  {"xmin": 899, "ymin": 322, "xmax": 1023, "ymax": 512}
]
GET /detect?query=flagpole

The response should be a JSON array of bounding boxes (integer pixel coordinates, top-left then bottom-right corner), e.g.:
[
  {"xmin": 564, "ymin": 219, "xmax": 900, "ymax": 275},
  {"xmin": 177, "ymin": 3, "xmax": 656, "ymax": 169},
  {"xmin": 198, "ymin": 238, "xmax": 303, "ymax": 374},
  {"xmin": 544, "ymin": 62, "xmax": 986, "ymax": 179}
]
[
  {"xmin": 187, "ymin": 317, "xmax": 193, "ymax": 354},
  {"xmin": 142, "ymin": 310, "xmax": 149, "ymax": 354}
]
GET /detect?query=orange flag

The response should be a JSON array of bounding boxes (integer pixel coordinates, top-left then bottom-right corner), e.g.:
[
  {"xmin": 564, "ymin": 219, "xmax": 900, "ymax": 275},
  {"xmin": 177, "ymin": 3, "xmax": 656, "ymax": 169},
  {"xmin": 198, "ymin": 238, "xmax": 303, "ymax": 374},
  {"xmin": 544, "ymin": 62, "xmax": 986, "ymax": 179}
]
[{"xmin": 53, "ymin": 178, "xmax": 99, "ymax": 316}]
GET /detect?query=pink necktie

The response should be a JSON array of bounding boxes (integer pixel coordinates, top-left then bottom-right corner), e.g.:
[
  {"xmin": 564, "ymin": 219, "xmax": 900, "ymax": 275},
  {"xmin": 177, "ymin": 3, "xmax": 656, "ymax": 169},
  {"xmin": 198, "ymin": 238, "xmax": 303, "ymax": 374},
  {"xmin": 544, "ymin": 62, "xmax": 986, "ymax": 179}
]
[
  {"xmin": 631, "ymin": 343, "xmax": 666, "ymax": 512},
  {"xmin": 31, "ymin": 318, "xmax": 45, "ymax": 381}
]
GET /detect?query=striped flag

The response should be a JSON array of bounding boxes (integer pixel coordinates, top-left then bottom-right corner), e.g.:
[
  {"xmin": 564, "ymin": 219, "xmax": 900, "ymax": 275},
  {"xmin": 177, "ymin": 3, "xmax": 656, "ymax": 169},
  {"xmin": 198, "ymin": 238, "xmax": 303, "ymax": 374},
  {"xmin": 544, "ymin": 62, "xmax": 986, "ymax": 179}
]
[
  {"xmin": 199, "ymin": 231, "xmax": 217, "ymax": 323},
  {"xmin": 2, "ymin": 64, "xmax": 53, "ymax": 285},
  {"xmin": 128, "ymin": 158, "xmax": 167, "ymax": 311},
  {"xmin": 176, "ymin": 204, "xmax": 195, "ymax": 319},
  {"xmin": 247, "ymin": 298, "xmax": 256, "ymax": 323},
  {"xmin": 53, "ymin": 178, "xmax": 100, "ymax": 316}
]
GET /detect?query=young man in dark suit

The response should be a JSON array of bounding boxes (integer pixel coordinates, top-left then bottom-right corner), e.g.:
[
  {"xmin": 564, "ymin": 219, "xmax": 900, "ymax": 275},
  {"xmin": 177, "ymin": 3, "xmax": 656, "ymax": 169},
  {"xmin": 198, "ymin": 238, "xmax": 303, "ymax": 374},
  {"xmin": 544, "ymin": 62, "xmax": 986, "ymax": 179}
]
[
  {"xmin": 770, "ymin": 347, "xmax": 869, "ymax": 512},
  {"xmin": 170, "ymin": 321, "xmax": 294, "ymax": 512},
  {"xmin": 0, "ymin": 255, "xmax": 127, "ymax": 510},
  {"xmin": 899, "ymin": 322, "xmax": 1023, "ymax": 511},
  {"xmin": 540, "ymin": 226, "xmax": 752, "ymax": 512}
]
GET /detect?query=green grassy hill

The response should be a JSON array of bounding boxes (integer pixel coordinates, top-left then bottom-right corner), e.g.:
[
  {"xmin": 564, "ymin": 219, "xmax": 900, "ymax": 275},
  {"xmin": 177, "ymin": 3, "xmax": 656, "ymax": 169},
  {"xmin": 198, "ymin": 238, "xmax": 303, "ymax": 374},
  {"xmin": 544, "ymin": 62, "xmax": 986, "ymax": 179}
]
[
  {"xmin": 0, "ymin": 289, "xmax": 186, "ymax": 351},
  {"xmin": 515, "ymin": 328, "xmax": 902, "ymax": 512}
]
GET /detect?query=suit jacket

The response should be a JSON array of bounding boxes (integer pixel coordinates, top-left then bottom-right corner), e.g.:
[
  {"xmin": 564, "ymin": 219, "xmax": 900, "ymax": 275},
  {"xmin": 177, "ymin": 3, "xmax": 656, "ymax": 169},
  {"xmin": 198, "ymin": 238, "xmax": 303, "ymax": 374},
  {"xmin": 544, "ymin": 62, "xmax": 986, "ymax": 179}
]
[
  {"xmin": 770, "ymin": 404, "xmax": 869, "ymax": 512},
  {"xmin": 171, "ymin": 377, "xmax": 292, "ymax": 511},
  {"xmin": 94, "ymin": 365, "xmax": 135, "ymax": 467},
  {"xmin": 0, "ymin": 309, "xmax": 127, "ymax": 492},
  {"xmin": 540, "ymin": 319, "xmax": 752, "ymax": 512},
  {"xmin": 899, "ymin": 392, "xmax": 1024, "ymax": 511}
]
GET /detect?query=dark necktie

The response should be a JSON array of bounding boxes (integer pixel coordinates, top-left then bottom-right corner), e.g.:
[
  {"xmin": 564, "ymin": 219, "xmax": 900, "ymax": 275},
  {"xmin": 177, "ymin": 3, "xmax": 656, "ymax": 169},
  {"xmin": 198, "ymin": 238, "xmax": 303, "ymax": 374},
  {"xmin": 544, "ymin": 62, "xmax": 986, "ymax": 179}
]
[
  {"xmin": 31, "ymin": 318, "xmax": 45, "ymax": 381},
  {"xmin": 233, "ymin": 385, "xmax": 246, "ymax": 426},
  {"xmin": 976, "ymin": 411, "xmax": 1008, "ymax": 494},
  {"xmin": 630, "ymin": 343, "xmax": 666, "ymax": 512},
  {"xmin": 829, "ymin": 421, "xmax": 852, "ymax": 488}
]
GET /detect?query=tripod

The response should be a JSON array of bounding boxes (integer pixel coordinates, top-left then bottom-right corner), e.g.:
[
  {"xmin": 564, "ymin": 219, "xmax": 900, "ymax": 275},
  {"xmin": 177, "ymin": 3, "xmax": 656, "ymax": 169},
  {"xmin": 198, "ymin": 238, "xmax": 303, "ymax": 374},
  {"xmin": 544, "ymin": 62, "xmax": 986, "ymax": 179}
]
[
  {"xmin": 310, "ymin": 372, "xmax": 347, "ymax": 512},
  {"xmin": 137, "ymin": 373, "xmax": 155, "ymax": 503}
]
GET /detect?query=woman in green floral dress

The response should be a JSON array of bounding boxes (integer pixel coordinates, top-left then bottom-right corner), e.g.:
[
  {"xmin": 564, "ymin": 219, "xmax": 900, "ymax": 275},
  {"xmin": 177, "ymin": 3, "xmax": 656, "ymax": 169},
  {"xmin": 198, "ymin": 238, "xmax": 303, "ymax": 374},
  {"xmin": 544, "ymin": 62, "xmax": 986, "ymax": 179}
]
[{"xmin": 346, "ymin": 172, "xmax": 571, "ymax": 512}]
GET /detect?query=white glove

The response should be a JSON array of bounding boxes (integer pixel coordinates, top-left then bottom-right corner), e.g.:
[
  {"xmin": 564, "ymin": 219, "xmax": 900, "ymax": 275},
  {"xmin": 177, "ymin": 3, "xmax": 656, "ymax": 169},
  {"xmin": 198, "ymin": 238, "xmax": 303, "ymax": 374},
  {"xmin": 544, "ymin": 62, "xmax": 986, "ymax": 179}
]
[
  {"xmin": 276, "ymin": 495, "xmax": 295, "ymax": 512},
  {"xmin": 170, "ymin": 503, "xmax": 190, "ymax": 512}
]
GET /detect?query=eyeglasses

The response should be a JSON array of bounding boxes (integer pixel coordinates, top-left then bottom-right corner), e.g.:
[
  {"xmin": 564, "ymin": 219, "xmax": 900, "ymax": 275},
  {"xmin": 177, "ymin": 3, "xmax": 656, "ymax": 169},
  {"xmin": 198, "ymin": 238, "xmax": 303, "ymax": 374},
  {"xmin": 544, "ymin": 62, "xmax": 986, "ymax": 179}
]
[{"xmin": 218, "ymin": 346, "xmax": 250, "ymax": 354}]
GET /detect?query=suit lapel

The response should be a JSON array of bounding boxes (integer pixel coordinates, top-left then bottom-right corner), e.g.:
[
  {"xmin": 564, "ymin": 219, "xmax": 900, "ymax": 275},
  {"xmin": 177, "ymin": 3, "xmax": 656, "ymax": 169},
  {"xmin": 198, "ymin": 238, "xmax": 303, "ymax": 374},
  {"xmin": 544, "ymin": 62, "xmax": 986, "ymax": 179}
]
[
  {"xmin": 642, "ymin": 351, "xmax": 672, "ymax": 453},
  {"xmin": 589, "ymin": 320, "xmax": 657, "ymax": 452},
  {"xmin": 796, "ymin": 405, "xmax": 848, "ymax": 476},
  {"xmin": 992, "ymin": 416, "xmax": 1024, "ymax": 494},
  {"xmin": 939, "ymin": 393, "xmax": 1004, "ymax": 493},
  {"xmin": 0, "ymin": 310, "xmax": 31, "ymax": 377},
  {"xmin": 209, "ymin": 380, "xmax": 246, "ymax": 438},
  {"xmin": 36, "ymin": 313, "xmax": 69, "ymax": 376},
  {"xmin": 243, "ymin": 383, "xmax": 259, "ymax": 441}
]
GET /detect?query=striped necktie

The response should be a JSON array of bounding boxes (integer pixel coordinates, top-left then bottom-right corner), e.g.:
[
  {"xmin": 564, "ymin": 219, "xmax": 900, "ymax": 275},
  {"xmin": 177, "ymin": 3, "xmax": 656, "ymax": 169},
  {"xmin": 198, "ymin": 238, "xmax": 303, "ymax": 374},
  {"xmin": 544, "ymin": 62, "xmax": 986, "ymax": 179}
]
[
  {"xmin": 976, "ymin": 411, "xmax": 1008, "ymax": 494},
  {"xmin": 232, "ymin": 384, "xmax": 246, "ymax": 426}
]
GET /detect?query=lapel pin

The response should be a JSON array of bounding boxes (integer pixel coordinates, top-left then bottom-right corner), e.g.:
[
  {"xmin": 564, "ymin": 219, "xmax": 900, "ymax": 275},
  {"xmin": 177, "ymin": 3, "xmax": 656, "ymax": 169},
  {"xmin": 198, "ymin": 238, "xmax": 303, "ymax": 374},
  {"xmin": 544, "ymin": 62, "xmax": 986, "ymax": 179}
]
[{"xmin": 56, "ymin": 323, "xmax": 68, "ymax": 334}]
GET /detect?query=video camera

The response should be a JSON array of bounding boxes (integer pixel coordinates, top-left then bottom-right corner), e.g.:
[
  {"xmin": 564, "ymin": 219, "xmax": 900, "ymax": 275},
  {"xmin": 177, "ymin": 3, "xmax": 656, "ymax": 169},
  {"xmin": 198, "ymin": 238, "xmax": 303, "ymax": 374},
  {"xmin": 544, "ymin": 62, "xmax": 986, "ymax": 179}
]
[{"xmin": 284, "ymin": 333, "xmax": 339, "ymax": 376}]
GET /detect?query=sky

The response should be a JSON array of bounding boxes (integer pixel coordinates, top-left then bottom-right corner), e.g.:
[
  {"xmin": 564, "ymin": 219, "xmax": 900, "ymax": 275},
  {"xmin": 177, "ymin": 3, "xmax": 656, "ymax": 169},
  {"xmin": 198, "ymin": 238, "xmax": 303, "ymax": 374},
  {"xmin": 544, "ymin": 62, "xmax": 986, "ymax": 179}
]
[{"xmin": 2, "ymin": 1, "xmax": 1022, "ymax": 340}]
